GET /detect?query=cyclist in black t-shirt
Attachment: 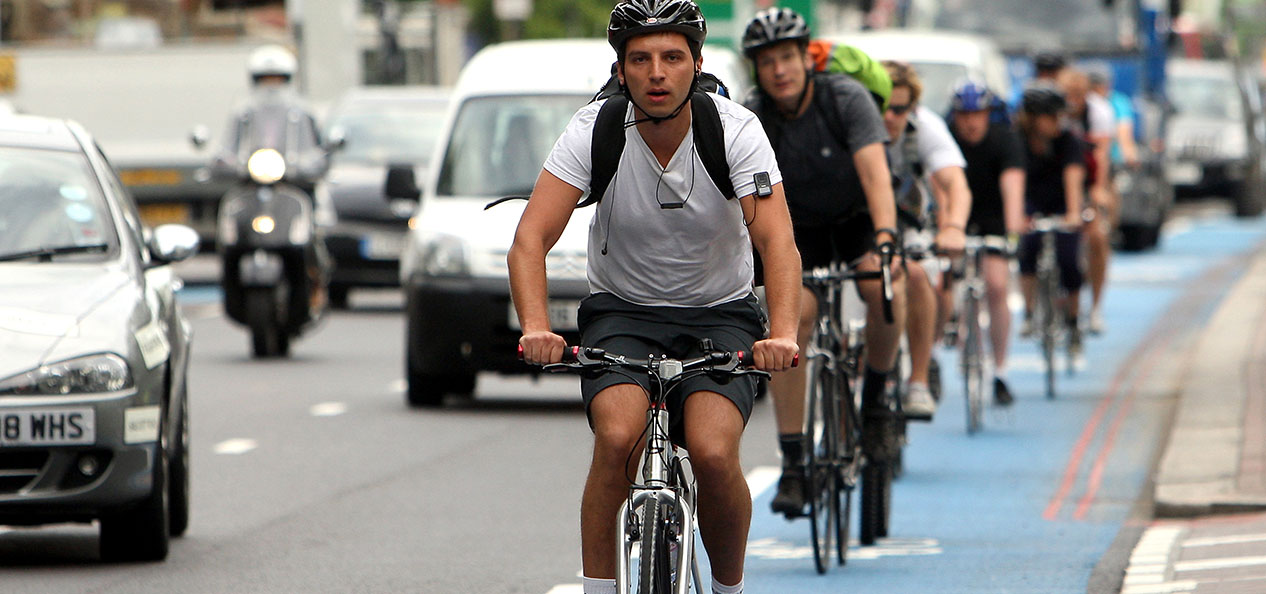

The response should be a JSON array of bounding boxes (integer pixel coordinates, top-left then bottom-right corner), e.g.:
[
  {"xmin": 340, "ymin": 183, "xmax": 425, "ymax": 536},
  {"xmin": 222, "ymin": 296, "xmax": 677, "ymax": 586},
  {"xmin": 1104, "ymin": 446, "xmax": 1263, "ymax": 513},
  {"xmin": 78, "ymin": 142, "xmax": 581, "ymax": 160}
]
[
  {"xmin": 741, "ymin": 7, "xmax": 905, "ymax": 519},
  {"xmin": 1015, "ymin": 86, "xmax": 1086, "ymax": 355},
  {"xmin": 948, "ymin": 81, "xmax": 1026, "ymax": 405}
]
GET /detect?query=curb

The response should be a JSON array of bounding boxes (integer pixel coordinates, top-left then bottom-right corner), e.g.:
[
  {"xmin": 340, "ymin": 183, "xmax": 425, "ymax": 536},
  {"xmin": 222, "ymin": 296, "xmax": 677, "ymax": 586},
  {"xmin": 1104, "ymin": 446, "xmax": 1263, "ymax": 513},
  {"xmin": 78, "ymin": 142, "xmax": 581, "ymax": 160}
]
[{"xmin": 1153, "ymin": 246, "xmax": 1266, "ymax": 518}]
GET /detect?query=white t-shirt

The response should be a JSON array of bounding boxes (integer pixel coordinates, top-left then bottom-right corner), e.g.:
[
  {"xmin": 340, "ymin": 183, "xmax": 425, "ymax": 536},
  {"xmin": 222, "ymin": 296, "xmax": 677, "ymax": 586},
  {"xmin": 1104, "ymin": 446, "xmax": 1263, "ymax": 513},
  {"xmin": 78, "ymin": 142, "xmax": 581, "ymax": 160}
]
[
  {"xmin": 1087, "ymin": 93, "xmax": 1116, "ymax": 138},
  {"xmin": 913, "ymin": 106, "xmax": 967, "ymax": 174},
  {"xmin": 543, "ymin": 93, "xmax": 782, "ymax": 308}
]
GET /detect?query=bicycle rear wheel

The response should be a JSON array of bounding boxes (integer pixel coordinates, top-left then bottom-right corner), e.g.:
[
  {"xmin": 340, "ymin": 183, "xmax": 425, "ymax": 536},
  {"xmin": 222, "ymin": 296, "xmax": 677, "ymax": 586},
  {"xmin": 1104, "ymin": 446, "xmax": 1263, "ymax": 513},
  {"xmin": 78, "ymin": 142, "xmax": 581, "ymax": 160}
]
[
  {"xmin": 963, "ymin": 295, "xmax": 985, "ymax": 434},
  {"xmin": 806, "ymin": 358, "xmax": 836, "ymax": 574},
  {"xmin": 835, "ymin": 380, "xmax": 859, "ymax": 565},
  {"xmin": 637, "ymin": 494, "xmax": 672, "ymax": 594}
]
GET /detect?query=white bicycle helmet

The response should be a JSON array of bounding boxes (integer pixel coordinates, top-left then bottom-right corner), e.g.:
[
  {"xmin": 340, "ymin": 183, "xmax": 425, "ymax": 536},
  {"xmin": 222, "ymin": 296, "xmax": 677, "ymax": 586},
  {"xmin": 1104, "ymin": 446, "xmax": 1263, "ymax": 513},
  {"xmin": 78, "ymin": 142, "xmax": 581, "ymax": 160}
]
[{"xmin": 247, "ymin": 45, "xmax": 297, "ymax": 82}]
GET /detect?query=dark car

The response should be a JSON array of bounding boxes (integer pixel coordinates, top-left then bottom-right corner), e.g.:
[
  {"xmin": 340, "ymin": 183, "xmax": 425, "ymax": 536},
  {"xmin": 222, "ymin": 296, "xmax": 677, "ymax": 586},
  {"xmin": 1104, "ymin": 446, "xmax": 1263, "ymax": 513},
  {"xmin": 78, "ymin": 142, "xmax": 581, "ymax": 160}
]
[
  {"xmin": 0, "ymin": 115, "xmax": 200, "ymax": 561},
  {"xmin": 1165, "ymin": 58, "xmax": 1266, "ymax": 217},
  {"xmin": 319, "ymin": 86, "xmax": 451, "ymax": 308}
]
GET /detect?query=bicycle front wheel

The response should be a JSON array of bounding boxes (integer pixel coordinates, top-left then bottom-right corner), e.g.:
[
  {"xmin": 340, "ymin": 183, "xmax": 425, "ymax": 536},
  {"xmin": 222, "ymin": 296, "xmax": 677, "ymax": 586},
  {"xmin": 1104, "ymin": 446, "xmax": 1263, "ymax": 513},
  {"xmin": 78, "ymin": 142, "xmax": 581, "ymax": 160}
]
[
  {"xmin": 637, "ymin": 494, "xmax": 672, "ymax": 594},
  {"xmin": 806, "ymin": 358, "xmax": 836, "ymax": 574}
]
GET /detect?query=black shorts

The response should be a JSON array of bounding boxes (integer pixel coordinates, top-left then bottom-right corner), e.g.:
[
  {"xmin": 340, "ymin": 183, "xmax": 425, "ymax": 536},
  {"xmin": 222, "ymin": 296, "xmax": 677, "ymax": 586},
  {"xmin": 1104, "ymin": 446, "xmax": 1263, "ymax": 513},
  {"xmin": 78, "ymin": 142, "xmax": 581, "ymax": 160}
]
[
  {"xmin": 1018, "ymin": 230, "xmax": 1083, "ymax": 292},
  {"xmin": 795, "ymin": 215, "xmax": 875, "ymax": 269},
  {"xmin": 967, "ymin": 218, "xmax": 1006, "ymax": 238},
  {"xmin": 576, "ymin": 292, "xmax": 768, "ymax": 445}
]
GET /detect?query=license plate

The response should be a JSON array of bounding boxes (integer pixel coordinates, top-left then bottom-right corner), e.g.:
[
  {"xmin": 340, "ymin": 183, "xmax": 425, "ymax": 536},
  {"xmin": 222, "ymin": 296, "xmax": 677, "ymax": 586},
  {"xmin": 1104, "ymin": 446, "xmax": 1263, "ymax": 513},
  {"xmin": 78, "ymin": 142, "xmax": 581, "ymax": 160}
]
[
  {"xmin": 360, "ymin": 232, "xmax": 406, "ymax": 260},
  {"xmin": 139, "ymin": 203, "xmax": 191, "ymax": 226},
  {"xmin": 1166, "ymin": 162, "xmax": 1201, "ymax": 185},
  {"xmin": 0, "ymin": 407, "xmax": 95, "ymax": 447},
  {"xmin": 508, "ymin": 300, "xmax": 580, "ymax": 332},
  {"xmin": 120, "ymin": 168, "xmax": 183, "ymax": 187}
]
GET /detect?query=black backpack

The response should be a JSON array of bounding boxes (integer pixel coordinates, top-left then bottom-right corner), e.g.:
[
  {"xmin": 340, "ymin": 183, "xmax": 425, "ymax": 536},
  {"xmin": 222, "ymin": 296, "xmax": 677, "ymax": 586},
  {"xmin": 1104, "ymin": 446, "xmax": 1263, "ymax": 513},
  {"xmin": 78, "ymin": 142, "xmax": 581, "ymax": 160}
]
[{"xmin": 580, "ymin": 67, "xmax": 736, "ymax": 208}]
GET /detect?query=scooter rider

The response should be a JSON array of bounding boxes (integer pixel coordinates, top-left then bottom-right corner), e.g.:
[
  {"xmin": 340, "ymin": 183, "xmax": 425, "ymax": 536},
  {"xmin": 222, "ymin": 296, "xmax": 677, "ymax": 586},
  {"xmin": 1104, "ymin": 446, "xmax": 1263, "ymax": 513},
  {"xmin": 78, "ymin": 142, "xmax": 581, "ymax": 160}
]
[
  {"xmin": 740, "ymin": 7, "xmax": 905, "ymax": 519},
  {"xmin": 212, "ymin": 44, "xmax": 328, "ymax": 188}
]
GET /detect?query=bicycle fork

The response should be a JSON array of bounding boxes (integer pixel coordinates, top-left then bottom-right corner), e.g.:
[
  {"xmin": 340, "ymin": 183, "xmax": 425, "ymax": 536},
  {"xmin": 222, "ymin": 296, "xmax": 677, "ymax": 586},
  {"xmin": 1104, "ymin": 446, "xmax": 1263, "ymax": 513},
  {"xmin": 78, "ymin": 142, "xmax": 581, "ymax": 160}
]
[{"xmin": 616, "ymin": 405, "xmax": 696, "ymax": 594}]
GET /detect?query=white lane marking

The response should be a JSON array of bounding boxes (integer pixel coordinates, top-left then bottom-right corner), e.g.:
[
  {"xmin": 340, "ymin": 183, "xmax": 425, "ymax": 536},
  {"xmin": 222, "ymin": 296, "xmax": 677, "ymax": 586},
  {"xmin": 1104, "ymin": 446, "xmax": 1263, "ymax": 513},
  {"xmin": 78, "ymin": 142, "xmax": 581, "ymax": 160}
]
[
  {"xmin": 544, "ymin": 587, "xmax": 583, "ymax": 594},
  {"xmin": 1120, "ymin": 581, "xmax": 1198, "ymax": 594},
  {"xmin": 1174, "ymin": 555, "xmax": 1266, "ymax": 573},
  {"xmin": 213, "ymin": 438, "xmax": 258, "ymax": 455},
  {"xmin": 1183, "ymin": 533, "xmax": 1266, "ymax": 548},
  {"xmin": 310, "ymin": 402, "xmax": 348, "ymax": 417},
  {"xmin": 389, "ymin": 379, "xmax": 406, "ymax": 393},
  {"xmin": 745, "ymin": 465, "xmax": 781, "ymax": 501},
  {"xmin": 746, "ymin": 536, "xmax": 942, "ymax": 561}
]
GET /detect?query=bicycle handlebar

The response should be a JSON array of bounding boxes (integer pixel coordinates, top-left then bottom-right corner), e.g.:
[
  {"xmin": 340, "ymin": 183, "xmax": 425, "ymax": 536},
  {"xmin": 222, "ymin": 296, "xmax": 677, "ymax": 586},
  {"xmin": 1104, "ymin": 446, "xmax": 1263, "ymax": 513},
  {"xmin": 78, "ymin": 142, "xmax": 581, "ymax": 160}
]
[
  {"xmin": 800, "ymin": 247, "xmax": 896, "ymax": 325},
  {"xmin": 517, "ymin": 345, "xmax": 792, "ymax": 378}
]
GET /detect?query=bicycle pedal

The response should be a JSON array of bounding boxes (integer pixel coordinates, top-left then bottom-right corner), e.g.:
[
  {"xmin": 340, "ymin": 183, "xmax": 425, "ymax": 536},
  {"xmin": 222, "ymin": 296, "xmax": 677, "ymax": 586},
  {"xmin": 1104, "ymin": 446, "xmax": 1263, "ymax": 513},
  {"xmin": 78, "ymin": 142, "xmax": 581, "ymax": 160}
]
[{"xmin": 903, "ymin": 410, "xmax": 934, "ymax": 422}]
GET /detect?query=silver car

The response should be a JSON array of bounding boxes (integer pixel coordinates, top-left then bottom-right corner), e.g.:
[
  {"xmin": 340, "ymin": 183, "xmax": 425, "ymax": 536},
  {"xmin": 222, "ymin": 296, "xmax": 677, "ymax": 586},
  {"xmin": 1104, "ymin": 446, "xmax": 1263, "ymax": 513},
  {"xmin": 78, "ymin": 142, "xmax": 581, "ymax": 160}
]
[{"xmin": 0, "ymin": 115, "xmax": 199, "ymax": 561}]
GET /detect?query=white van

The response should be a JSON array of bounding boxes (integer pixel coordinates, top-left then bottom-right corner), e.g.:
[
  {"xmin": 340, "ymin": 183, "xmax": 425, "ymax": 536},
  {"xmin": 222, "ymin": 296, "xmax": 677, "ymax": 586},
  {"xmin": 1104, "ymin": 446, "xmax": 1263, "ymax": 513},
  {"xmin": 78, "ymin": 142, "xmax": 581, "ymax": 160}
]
[{"xmin": 399, "ymin": 39, "xmax": 750, "ymax": 406}]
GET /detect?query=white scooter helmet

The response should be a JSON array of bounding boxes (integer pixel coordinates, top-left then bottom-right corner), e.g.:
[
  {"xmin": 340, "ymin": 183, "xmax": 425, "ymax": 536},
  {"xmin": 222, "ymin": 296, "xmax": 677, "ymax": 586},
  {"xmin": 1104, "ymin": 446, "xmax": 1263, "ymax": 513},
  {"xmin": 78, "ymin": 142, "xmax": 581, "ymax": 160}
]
[{"xmin": 248, "ymin": 45, "xmax": 297, "ymax": 84}]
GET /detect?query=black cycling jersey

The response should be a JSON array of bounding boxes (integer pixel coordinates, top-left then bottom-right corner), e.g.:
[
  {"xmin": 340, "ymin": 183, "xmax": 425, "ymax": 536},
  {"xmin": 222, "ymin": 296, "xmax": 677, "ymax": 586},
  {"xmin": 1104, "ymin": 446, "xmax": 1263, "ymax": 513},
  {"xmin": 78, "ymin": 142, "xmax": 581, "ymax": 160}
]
[
  {"xmin": 1023, "ymin": 129, "xmax": 1084, "ymax": 216},
  {"xmin": 745, "ymin": 73, "xmax": 889, "ymax": 229},
  {"xmin": 953, "ymin": 122, "xmax": 1024, "ymax": 236}
]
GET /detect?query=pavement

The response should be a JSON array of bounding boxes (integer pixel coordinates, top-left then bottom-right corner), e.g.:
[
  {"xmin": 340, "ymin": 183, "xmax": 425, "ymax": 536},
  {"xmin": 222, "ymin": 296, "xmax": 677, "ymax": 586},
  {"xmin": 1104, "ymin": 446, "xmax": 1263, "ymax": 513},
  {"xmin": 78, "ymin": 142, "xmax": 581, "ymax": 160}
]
[{"xmin": 1118, "ymin": 236, "xmax": 1266, "ymax": 593}]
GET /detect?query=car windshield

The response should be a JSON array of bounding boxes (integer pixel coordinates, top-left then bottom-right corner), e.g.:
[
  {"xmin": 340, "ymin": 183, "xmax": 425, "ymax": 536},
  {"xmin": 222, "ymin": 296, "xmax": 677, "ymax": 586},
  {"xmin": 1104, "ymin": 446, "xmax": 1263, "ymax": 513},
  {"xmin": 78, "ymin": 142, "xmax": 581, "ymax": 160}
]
[
  {"xmin": 907, "ymin": 0, "xmax": 1128, "ymax": 50},
  {"xmin": 1168, "ymin": 75, "xmax": 1240, "ymax": 120},
  {"xmin": 0, "ymin": 147, "xmax": 117, "ymax": 261},
  {"xmin": 436, "ymin": 95, "xmax": 588, "ymax": 197},
  {"xmin": 910, "ymin": 62, "xmax": 969, "ymax": 115},
  {"xmin": 330, "ymin": 98, "xmax": 449, "ymax": 166}
]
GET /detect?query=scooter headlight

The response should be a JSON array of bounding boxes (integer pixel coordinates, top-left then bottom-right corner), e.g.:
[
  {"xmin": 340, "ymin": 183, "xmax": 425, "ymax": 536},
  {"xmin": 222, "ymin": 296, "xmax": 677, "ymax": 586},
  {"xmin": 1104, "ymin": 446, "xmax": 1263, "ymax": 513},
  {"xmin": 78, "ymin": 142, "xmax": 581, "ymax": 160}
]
[
  {"xmin": 251, "ymin": 215, "xmax": 276, "ymax": 234},
  {"xmin": 247, "ymin": 149, "xmax": 286, "ymax": 185}
]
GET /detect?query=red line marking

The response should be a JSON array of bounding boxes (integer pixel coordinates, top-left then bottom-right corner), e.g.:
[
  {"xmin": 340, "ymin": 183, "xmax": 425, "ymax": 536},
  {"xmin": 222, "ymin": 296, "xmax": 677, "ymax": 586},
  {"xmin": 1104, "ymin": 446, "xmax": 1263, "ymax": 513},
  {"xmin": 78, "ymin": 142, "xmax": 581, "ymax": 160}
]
[
  {"xmin": 1042, "ymin": 374, "xmax": 1120, "ymax": 520},
  {"xmin": 1073, "ymin": 377, "xmax": 1142, "ymax": 520}
]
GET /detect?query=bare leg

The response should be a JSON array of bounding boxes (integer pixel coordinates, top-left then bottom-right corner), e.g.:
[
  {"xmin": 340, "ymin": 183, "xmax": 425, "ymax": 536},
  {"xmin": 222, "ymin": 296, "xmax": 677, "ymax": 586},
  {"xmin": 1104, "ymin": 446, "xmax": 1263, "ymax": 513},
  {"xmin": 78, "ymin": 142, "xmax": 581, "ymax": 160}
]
[
  {"xmin": 581, "ymin": 385, "xmax": 649, "ymax": 579},
  {"xmin": 855, "ymin": 253, "xmax": 906, "ymax": 372},
  {"xmin": 768, "ymin": 287, "xmax": 818, "ymax": 437},
  {"xmin": 683, "ymin": 392, "xmax": 750, "ymax": 587},
  {"xmin": 983, "ymin": 255, "xmax": 1012, "ymax": 369},
  {"xmin": 905, "ymin": 262, "xmax": 936, "ymax": 385}
]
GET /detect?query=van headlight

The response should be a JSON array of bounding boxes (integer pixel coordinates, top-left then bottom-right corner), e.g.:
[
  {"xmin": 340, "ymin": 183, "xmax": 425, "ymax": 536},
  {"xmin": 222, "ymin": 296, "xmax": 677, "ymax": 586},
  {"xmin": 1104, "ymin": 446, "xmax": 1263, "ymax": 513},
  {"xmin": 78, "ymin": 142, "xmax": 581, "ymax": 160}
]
[
  {"xmin": 0, "ymin": 354, "xmax": 133, "ymax": 395},
  {"xmin": 247, "ymin": 148, "xmax": 286, "ymax": 185},
  {"xmin": 417, "ymin": 233, "xmax": 469, "ymax": 277}
]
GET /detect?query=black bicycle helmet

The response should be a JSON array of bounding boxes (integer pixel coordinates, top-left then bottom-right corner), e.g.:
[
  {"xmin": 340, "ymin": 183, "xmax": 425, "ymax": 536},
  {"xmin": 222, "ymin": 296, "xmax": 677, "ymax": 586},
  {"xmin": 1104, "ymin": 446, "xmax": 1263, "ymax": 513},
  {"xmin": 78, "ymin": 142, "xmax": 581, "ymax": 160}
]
[
  {"xmin": 1033, "ymin": 51, "xmax": 1067, "ymax": 74},
  {"xmin": 1020, "ymin": 85, "xmax": 1067, "ymax": 115},
  {"xmin": 741, "ymin": 7, "xmax": 810, "ymax": 58},
  {"xmin": 607, "ymin": 0, "xmax": 707, "ymax": 56}
]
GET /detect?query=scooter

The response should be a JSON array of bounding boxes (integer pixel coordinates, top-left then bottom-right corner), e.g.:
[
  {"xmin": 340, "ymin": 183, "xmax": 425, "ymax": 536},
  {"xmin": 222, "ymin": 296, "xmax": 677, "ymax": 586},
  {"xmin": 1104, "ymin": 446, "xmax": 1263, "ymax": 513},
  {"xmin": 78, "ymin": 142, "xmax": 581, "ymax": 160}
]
[{"xmin": 215, "ymin": 145, "xmax": 331, "ymax": 357}]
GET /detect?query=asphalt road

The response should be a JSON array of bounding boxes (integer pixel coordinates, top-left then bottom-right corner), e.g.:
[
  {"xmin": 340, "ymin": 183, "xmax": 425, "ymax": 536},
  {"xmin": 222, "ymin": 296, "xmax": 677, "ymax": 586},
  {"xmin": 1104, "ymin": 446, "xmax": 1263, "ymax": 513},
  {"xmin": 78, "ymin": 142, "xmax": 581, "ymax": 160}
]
[{"xmin": 0, "ymin": 199, "xmax": 1262, "ymax": 594}]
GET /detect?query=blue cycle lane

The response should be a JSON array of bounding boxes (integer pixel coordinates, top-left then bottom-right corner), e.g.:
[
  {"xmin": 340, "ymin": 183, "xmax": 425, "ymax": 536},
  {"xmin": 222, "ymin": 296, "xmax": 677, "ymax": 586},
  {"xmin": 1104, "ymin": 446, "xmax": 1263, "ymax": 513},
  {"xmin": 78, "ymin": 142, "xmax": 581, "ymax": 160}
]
[{"xmin": 736, "ymin": 213, "xmax": 1266, "ymax": 593}]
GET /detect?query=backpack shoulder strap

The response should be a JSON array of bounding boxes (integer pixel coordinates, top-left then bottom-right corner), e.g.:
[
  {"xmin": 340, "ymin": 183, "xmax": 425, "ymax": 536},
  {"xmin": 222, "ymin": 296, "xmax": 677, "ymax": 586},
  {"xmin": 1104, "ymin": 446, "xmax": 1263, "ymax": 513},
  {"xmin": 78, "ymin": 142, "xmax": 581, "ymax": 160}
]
[
  {"xmin": 582, "ymin": 95, "xmax": 629, "ymax": 208},
  {"xmin": 690, "ymin": 92, "xmax": 735, "ymax": 199},
  {"xmin": 813, "ymin": 73, "xmax": 852, "ymax": 154}
]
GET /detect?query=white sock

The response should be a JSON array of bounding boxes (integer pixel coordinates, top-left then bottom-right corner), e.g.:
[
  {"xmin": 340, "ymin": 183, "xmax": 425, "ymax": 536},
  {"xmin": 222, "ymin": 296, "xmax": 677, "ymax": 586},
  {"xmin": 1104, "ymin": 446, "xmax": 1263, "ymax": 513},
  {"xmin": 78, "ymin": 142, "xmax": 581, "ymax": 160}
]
[
  {"xmin": 713, "ymin": 578, "xmax": 744, "ymax": 594},
  {"xmin": 582, "ymin": 576, "xmax": 616, "ymax": 594},
  {"xmin": 994, "ymin": 365, "xmax": 1007, "ymax": 380}
]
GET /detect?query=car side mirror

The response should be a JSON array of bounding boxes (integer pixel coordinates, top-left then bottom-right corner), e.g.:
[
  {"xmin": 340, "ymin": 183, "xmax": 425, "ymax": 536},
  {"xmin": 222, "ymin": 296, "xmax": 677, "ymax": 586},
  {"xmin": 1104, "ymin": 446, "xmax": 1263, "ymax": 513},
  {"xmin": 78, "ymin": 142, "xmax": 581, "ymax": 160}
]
[
  {"xmin": 149, "ymin": 224, "xmax": 201, "ymax": 264},
  {"xmin": 190, "ymin": 125, "xmax": 210, "ymax": 150},
  {"xmin": 325, "ymin": 127, "xmax": 347, "ymax": 152},
  {"xmin": 385, "ymin": 164, "xmax": 421, "ymax": 201}
]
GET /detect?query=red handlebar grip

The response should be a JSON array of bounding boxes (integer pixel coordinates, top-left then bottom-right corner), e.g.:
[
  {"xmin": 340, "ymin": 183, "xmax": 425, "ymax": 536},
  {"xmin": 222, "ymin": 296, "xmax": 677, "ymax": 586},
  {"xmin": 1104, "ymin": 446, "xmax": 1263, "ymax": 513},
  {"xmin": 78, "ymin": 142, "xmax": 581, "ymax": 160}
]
[
  {"xmin": 561, "ymin": 346, "xmax": 580, "ymax": 363},
  {"xmin": 517, "ymin": 344, "xmax": 524, "ymax": 360},
  {"xmin": 737, "ymin": 350, "xmax": 753, "ymax": 367},
  {"xmin": 792, "ymin": 353, "xmax": 799, "ymax": 367}
]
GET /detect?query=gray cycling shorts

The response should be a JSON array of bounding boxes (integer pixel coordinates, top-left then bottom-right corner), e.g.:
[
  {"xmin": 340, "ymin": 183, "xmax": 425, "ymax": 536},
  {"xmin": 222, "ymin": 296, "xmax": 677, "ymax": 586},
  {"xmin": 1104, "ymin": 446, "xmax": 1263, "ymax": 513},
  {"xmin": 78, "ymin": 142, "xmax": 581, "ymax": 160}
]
[{"xmin": 576, "ymin": 292, "xmax": 769, "ymax": 444}]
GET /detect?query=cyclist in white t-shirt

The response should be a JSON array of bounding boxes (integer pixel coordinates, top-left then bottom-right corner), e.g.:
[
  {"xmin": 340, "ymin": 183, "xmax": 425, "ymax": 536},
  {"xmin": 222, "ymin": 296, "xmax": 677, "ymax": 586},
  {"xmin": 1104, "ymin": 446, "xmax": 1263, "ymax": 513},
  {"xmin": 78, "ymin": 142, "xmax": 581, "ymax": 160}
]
[
  {"xmin": 881, "ymin": 60, "xmax": 972, "ymax": 419},
  {"xmin": 509, "ymin": 2, "xmax": 801, "ymax": 593}
]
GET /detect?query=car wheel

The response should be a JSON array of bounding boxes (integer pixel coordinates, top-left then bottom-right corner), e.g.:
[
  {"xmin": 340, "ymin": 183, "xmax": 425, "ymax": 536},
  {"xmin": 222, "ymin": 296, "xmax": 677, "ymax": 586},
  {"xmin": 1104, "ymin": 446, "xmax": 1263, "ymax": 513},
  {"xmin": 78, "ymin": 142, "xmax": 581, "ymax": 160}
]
[
  {"xmin": 407, "ymin": 371, "xmax": 475, "ymax": 407},
  {"xmin": 1234, "ymin": 162, "xmax": 1265, "ymax": 218},
  {"xmin": 100, "ymin": 420, "xmax": 170, "ymax": 562},
  {"xmin": 167, "ymin": 389, "xmax": 190, "ymax": 537}
]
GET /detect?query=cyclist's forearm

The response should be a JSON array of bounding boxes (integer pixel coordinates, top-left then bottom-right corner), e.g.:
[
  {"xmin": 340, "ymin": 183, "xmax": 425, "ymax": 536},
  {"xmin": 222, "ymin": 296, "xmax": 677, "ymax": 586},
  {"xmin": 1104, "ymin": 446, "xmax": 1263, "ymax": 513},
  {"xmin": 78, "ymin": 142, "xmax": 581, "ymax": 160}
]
[
  {"xmin": 931, "ymin": 166, "xmax": 971, "ymax": 231},
  {"xmin": 1000, "ymin": 168, "xmax": 1026, "ymax": 234},
  {"xmin": 508, "ymin": 243, "xmax": 552, "ymax": 333},
  {"xmin": 1063, "ymin": 165, "xmax": 1085, "ymax": 220},
  {"xmin": 854, "ymin": 143, "xmax": 898, "ymax": 237},
  {"xmin": 745, "ymin": 184, "xmax": 801, "ymax": 342}
]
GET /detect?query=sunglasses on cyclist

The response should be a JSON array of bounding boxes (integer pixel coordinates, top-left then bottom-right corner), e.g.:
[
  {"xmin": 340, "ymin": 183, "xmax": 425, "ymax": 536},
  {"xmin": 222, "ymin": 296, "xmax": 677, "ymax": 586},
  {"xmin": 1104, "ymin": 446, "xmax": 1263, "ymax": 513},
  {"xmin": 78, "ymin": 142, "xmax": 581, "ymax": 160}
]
[{"xmin": 887, "ymin": 103, "xmax": 912, "ymax": 115}]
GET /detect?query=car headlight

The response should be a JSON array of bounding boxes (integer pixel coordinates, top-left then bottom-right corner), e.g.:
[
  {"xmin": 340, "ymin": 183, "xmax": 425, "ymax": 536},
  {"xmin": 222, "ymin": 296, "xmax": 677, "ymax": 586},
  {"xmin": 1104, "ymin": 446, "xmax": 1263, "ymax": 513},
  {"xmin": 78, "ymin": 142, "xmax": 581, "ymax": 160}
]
[
  {"xmin": 419, "ymin": 233, "xmax": 469, "ymax": 277},
  {"xmin": 247, "ymin": 148, "xmax": 286, "ymax": 185},
  {"xmin": 0, "ymin": 354, "xmax": 133, "ymax": 396}
]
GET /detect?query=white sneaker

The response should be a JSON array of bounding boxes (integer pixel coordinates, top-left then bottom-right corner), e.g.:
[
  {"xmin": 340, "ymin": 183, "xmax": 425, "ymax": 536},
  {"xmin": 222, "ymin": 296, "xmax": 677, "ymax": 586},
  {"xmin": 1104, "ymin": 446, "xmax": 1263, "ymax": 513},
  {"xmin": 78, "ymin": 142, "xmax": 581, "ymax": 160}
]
[
  {"xmin": 1089, "ymin": 309, "xmax": 1105, "ymax": 335},
  {"xmin": 903, "ymin": 383, "xmax": 936, "ymax": 421},
  {"xmin": 1019, "ymin": 316, "xmax": 1035, "ymax": 338}
]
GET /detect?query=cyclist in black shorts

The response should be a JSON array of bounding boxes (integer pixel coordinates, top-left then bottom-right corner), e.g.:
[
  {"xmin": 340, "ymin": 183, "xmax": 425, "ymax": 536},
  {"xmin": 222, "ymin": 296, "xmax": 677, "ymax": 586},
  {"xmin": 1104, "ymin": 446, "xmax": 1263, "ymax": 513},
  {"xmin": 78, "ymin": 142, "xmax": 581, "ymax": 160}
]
[
  {"xmin": 1015, "ymin": 86, "xmax": 1085, "ymax": 354},
  {"xmin": 741, "ymin": 7, "xmax": 904, "ymax": 518},
  {"xmin": 948, "ymin": 81, "xmax": 1027, "ymax": 405}
]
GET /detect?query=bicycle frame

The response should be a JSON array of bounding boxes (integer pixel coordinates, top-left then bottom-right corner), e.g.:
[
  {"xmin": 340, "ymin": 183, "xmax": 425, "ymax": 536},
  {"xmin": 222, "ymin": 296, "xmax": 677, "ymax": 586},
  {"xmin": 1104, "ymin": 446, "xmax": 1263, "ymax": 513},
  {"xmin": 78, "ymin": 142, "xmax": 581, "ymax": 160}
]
[{"xmin": 1031, "ymin": 216, "xmax": 1070, "ymax": 399}]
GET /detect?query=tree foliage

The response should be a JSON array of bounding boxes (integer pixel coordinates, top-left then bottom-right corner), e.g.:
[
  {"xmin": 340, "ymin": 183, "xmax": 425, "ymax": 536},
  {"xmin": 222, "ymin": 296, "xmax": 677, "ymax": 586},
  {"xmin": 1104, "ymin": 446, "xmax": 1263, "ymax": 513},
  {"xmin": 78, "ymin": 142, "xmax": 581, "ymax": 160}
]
[{"xmin": 464, "ymin": 0, "xmax": 609, "ymax": 47}]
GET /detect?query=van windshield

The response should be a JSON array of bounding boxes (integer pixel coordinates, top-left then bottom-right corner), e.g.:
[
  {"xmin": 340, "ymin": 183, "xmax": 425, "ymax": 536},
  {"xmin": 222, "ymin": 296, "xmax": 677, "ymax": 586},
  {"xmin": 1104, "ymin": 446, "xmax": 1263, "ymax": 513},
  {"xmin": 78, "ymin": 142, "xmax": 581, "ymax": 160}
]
[
  {"xmin": 436, "ymin": 95, "xmax": 588, "ymax": 197},
  {"xmin": 1168, "ymin": 74, "xmax": 1240, "ymax": 120}
]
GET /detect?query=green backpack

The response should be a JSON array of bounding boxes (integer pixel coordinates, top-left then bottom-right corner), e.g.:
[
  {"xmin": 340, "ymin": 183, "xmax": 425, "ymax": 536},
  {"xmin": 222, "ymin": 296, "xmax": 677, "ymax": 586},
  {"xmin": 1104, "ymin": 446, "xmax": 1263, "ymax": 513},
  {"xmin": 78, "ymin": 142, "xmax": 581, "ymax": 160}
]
[{"xmin": 806, "ymin": 39, "xmax": 892, "ymax": 111}]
